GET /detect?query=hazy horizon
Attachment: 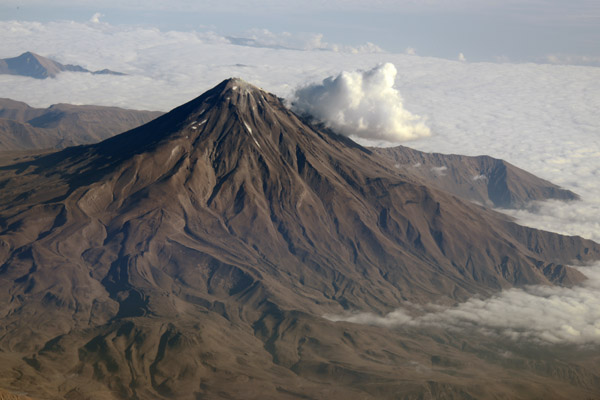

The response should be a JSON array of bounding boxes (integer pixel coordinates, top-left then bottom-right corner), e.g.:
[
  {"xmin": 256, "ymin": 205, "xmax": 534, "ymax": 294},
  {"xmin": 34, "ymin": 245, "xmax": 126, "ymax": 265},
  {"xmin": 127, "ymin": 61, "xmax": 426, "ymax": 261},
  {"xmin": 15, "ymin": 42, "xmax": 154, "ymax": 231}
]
[{"xmin": 1, "ymin": 0, "xmax": 599, "ymax": 66}]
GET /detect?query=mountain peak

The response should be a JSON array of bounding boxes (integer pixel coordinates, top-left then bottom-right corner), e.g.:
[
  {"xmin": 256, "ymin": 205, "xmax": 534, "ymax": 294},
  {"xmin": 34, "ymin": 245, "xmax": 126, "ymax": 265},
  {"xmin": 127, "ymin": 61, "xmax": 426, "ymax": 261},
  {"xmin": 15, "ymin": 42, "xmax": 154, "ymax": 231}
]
[
  {"xmin": 155, "ymin": 77, "xmax": 280, "ymax": 131},
  {"xmin": 209, "ymin": 77, "xmax": 268, "ymax": 102},
  {"xmin": 221, "ymin": 77, "xmax": 256, "ymax": 89},
  {"xmin": 93, "ymin": 77, "xmax": 294, "ymax": 159},
  {"xmin": 1, "ymin": 77, "xmax": 599, "ymax": 399},
  {"xmin": 17, "ymin": 51, "xmax": 39, "ymax": 59},
  {"xmin": 0, "ymin": 52, "xmax": 65, "ymax": 79},
  {"xmin": 25, "ymin": 51, "xmax": 47, "ymax": 60},
  {"xmin": 0, "ymin": 52, "xmax": 124, "ymax": 79}
]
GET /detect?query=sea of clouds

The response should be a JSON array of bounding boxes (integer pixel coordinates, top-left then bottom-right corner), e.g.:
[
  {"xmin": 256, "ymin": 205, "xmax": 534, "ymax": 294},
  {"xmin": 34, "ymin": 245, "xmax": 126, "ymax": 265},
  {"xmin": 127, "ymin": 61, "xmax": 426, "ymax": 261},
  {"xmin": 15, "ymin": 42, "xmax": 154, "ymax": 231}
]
[
  {"xmin": 1, "ymin": 18, "xmax": 599, "ymax": 345},
  {"xmin": 326, "ymin": 264, "xmax": 600, "ymax": 345}
]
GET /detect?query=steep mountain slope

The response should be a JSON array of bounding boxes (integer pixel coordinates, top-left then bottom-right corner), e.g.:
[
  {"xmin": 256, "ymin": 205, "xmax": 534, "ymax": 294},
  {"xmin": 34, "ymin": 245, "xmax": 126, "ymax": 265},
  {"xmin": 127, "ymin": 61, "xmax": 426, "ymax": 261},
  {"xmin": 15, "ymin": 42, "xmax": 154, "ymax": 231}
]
[
  {"xmin": 0, "ymin": 119, "xmax": 53, "ymax": 150},
  {"xmin": 0, "ymin": 98, "xmax": 163, "ymax": 150},
  {"xmin": 0, "ymin": 79, "xmax": 598, "ymax": 399},
  {"xmin": 0, "ymin": 52, "xmax": 125, "ymax": 79},
  {"xmin": 373, "ymin": 145, "xmax": 578, "ymax": 208}
]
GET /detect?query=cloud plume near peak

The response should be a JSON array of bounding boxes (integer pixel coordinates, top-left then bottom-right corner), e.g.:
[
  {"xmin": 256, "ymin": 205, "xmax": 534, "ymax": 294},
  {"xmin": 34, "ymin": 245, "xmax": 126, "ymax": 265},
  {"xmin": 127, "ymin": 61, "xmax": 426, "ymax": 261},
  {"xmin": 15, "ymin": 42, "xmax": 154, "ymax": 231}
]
[
  {"xmin": 326, "ymin": 265, "xmax": 600, "ymax": 345},
  {"xmin": 291, "ymin": 63, "xmax": 431, "ymax": 143}
]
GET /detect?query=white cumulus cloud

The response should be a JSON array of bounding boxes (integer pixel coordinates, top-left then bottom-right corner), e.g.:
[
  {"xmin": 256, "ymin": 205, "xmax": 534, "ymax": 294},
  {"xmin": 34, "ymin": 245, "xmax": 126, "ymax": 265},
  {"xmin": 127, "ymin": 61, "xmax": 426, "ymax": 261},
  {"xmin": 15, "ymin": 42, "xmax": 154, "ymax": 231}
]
[
  {"xmin": 291, "ymin": 63, "xmax": 431, "ymax": 143},
  {"xmin": 89, "ymin": 12, "xmax": 103, "ymax": 24},
  {"xmin": 0, "ymin": 19, "xmax": 599, "ymax": 246},
  {"xmin": 0, "ymin": 17, "xmax": 599, "ymax": 349}
]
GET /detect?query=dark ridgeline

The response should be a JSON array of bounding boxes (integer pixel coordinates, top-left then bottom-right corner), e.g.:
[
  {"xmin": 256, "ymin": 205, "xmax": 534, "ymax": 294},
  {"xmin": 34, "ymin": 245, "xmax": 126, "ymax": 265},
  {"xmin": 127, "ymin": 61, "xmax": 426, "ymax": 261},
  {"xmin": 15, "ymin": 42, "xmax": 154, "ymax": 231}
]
[{"xmin": 0, "ymin": 78, "xmax": 598, "ymax": 399}]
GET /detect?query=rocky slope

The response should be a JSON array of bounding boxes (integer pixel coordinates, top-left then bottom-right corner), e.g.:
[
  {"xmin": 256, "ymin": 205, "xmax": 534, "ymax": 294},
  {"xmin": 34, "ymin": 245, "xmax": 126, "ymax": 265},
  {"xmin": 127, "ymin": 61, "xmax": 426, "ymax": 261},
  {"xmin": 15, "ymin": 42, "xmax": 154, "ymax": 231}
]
[
  {"xmin": 0, "ymin": 98, "xmax": 163, "ymax": 150},
  {"xmin": 0, "ymin": 79, "xmax": 598, "ymax": 399},
  {"xmin": 373, "ymin": 145, "xmax": 578, "ymax": 209}
]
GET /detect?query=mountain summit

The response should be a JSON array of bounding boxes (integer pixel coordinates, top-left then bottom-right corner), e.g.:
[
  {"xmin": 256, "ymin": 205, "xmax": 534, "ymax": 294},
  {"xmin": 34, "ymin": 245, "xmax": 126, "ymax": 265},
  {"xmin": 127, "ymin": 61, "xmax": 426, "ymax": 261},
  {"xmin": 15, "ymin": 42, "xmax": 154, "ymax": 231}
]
[
  {"xmin": 0, "ymin": 78, "xmax": 598, "ymax": 399},
  {"xmin": 0, "ymin": 51, "xmax": 125, "ymax": 79}
]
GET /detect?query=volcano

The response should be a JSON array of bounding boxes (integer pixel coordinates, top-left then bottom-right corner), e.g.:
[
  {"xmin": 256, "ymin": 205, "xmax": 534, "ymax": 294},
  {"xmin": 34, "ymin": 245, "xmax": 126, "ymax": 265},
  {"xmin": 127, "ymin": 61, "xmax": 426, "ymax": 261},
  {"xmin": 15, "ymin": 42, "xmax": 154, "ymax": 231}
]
[{"xmin": 0, "ymin": 78, "xmax": 598, "ymax": 399}]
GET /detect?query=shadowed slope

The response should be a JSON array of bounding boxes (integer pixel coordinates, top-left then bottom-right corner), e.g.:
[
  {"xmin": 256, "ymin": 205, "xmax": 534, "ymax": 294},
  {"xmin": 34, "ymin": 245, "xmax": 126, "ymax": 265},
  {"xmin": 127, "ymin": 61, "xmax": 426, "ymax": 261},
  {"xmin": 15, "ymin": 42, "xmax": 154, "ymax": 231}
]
[
  {"xmin": 0, "ymin": 52, "xmax": 124, "ymax": 79},
  {"xmin": 0, "ymin": 78, "xmax": 599, "ymax": 399}
]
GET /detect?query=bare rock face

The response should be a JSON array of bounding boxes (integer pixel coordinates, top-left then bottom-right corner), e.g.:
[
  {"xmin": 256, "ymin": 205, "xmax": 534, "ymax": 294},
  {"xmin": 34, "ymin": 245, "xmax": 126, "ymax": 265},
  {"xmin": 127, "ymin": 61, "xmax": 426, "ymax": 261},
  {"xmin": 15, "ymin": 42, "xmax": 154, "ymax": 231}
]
[
  {"xmin": 0, "ymin": 390, "xmax": 32, "ymax": 400},
  {"xmin": 0, "ymin": 98, "xmax": 163, "ymax": 150},
  {"xmin": 0, "ymin": 78, "xmax": 598, "ymax": 399},
  {"xmin": 373, "ymin": 145, "xmax": 578, "ymax": 209}
]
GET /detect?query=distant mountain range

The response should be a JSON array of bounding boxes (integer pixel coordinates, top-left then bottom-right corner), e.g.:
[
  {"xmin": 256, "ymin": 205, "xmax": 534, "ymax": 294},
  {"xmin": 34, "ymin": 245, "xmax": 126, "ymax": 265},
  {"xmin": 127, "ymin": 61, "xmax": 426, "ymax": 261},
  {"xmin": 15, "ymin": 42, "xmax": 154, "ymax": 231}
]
[
  {"xmin": 0, "ymin": 52, "xmax": 126, "ymax": 79},
  {"xmin": 373, "ymin": 145, "xmax": 578, "ymax": 209},
  {"xmin": 0, "ymin": 98, "xmax": 163, "ymax": 150},
  {"xmin": 0, "ymin": 79, "xmax": 597, "ymax": 399}
]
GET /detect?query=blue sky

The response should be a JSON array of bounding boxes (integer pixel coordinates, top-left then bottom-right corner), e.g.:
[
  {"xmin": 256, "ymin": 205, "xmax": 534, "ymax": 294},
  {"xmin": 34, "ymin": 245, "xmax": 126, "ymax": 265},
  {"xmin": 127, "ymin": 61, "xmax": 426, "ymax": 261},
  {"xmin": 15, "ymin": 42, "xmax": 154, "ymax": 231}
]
[{"xmin": 1, "ymin": 0, "xmax": 599, "ymax": 64}]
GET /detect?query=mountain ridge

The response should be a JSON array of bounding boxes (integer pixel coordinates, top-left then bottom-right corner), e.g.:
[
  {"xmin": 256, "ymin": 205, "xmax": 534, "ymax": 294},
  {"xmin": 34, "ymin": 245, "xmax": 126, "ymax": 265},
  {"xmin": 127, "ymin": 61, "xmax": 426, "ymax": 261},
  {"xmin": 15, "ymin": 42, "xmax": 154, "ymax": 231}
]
[
  {"xmin": 373, "ymin": 145, "xmax": 578, "ymax": 209},
  {"xmin": 0, "ymin": 97, "xmax": 163, "ymax": 150},
  {"xmin": 0, "ymin": 78, "xmax": 599, "ymax": 399},
  {"xmin": 0, "ymin": 52, "xmax": 125, "ymax": 79}
]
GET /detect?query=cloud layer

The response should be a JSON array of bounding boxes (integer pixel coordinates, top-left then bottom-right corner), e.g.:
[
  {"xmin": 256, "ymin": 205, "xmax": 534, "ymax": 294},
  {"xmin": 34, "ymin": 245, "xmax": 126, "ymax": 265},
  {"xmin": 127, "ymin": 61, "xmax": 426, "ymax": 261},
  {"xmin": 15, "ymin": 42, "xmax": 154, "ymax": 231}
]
[
  {"xmin": 228, "ymin": 29, "xmax": 383, "ymax": 53},
  {"xmin": 292, "ymin": 63, "xmax": 431, "ymax": 142},
  {"xmin": 327, "ymin": 265, "xmax": 600, "ymax": 345},
  {"xmin": 0, "ymin": 18, "xmax": 599, "ymax": 348},
  {"xmin": 0, "ymin": 20, "xmax": 598, "ymax": 238},
  {"xmin": 0, "ymin": 19, "xmax": 598, "ymax": 241}
]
